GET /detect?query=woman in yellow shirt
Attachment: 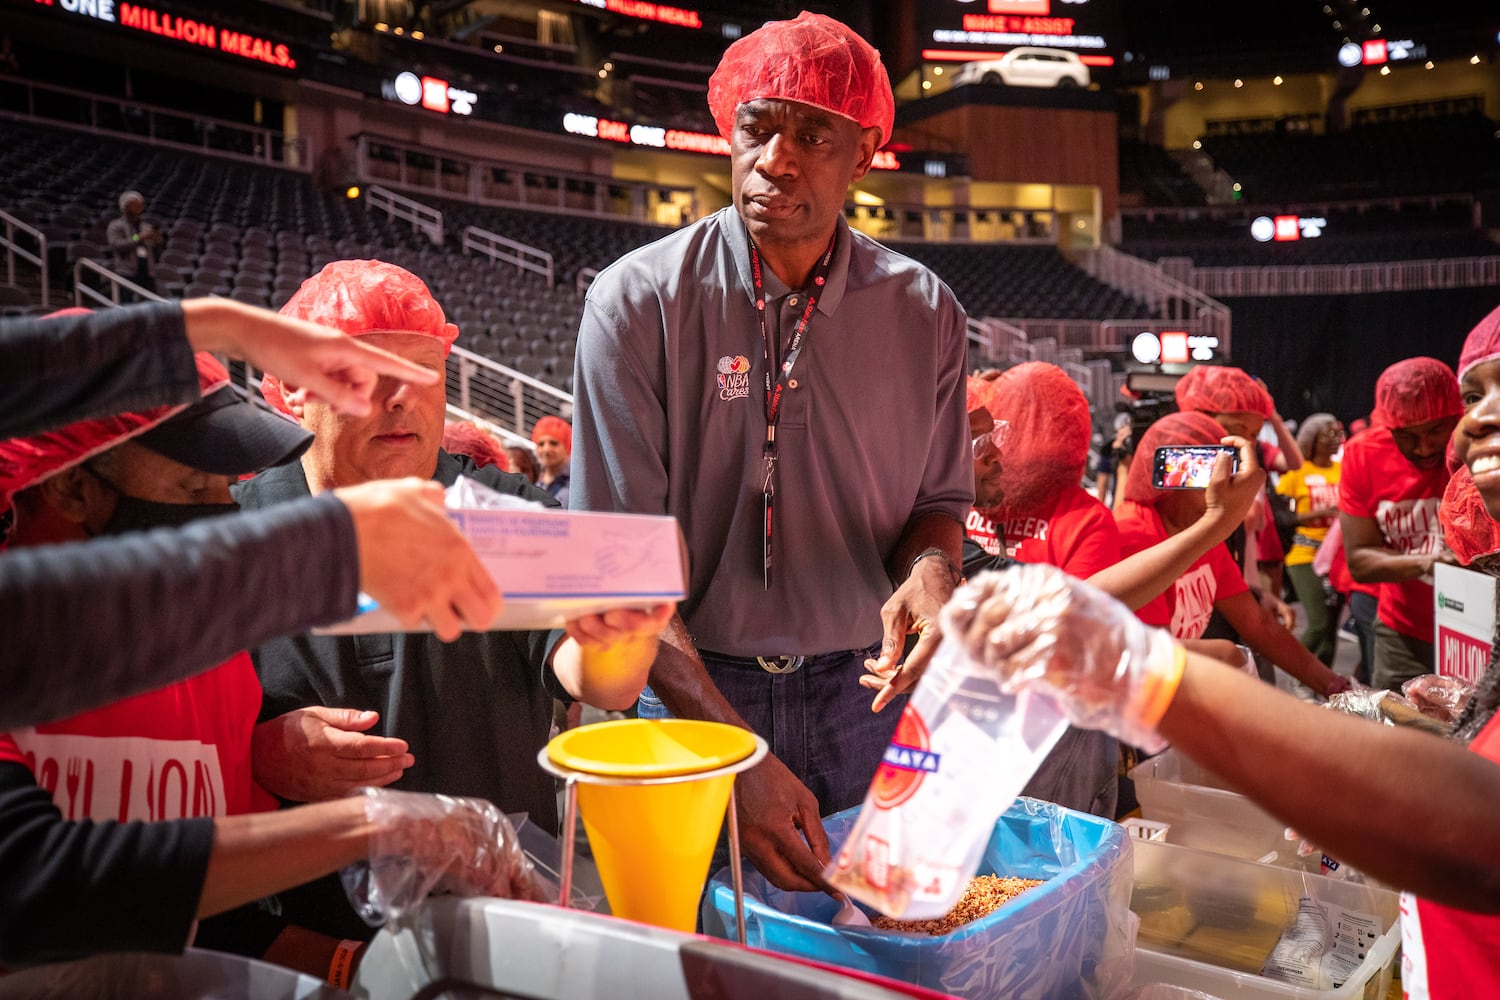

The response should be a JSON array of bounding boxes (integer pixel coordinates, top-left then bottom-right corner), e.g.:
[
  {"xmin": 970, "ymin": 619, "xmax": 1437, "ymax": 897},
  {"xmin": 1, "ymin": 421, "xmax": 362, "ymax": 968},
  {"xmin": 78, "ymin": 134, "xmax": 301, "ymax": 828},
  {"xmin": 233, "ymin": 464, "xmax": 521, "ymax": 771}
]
[{"xmin": 1276, "ymin": 413, "xmax": 1345, "ymax": 664}]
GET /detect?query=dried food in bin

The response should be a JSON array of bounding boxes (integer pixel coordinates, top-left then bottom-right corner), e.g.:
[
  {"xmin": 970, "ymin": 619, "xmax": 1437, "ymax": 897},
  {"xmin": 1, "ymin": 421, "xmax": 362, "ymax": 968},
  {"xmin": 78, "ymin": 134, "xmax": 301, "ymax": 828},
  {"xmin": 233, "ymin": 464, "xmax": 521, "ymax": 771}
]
[{"xmin": 871, "ymin": 875, "xmax": 1043, "ymax": 935}]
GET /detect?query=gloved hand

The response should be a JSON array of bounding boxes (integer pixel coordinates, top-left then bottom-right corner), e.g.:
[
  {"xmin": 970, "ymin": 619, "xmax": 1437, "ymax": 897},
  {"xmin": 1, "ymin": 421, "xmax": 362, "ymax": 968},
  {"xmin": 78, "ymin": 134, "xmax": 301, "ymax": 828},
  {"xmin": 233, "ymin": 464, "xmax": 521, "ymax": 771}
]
[
  {"xmin": 945, "ymin": 563, "xmax": 1186, "ymax": 751},
  {"xmin": 341, "ymin": 786, "xmax": 548, "ymax": 925}
]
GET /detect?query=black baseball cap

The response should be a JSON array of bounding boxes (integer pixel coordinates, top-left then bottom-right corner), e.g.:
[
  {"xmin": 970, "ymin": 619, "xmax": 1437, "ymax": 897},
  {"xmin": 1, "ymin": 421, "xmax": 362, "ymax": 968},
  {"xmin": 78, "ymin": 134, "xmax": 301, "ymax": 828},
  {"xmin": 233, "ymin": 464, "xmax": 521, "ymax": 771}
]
[{"xmin": 136, "ymin": 383, "xmax": 313, "ymax": 476}]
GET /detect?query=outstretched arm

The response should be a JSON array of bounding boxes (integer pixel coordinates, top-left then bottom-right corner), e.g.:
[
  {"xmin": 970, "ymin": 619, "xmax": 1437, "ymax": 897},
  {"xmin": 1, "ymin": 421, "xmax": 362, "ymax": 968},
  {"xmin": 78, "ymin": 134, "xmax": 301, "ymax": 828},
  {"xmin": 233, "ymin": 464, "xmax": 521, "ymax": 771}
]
[
  {"xmin": 1161, "ymin": 658, "xmax": 1500, "ymax": 912},
  {"xmin": 1090, "ymin": 436, "xmax": 1263, "ymax": 609}
]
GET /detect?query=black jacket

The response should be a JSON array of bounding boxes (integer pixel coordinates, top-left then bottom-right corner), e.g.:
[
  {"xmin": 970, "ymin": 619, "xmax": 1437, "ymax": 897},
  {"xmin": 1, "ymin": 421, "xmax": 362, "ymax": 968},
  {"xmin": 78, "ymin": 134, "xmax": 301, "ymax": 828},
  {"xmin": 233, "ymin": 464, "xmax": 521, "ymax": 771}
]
[
  {"xmin": 0, "ymin": 303, "xmax": 359, "ymax": 729},
  {"xmin": 234, "ymin": 452, "xmax": 567, "ymax": 820}
]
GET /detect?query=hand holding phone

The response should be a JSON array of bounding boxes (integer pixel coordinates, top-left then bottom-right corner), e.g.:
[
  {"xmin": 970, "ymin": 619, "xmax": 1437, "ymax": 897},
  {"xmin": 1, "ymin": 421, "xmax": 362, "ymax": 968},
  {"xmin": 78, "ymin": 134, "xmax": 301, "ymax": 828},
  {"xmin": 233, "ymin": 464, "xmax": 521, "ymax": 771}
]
[{"xmin": 1152, "ymin": 445, "xmax": 1240, "ymax": 490}]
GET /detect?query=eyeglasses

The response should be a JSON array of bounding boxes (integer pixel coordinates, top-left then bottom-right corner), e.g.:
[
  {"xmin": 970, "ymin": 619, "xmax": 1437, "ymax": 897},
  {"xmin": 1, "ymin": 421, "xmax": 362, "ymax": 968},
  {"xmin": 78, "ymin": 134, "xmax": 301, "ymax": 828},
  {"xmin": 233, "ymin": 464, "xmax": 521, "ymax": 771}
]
[{"xmin": 972, "ymin": 420, "xmax": 1010, "ymax": 459}]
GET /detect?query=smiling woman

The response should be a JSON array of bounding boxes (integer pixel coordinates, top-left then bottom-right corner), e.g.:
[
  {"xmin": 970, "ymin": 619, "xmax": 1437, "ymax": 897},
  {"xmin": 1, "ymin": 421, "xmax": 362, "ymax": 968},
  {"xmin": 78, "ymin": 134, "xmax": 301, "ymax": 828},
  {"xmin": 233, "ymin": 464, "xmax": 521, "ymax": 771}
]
[{"xmin": 1454, "ymin": 305, "xmax": 1500, "ymax": 514}]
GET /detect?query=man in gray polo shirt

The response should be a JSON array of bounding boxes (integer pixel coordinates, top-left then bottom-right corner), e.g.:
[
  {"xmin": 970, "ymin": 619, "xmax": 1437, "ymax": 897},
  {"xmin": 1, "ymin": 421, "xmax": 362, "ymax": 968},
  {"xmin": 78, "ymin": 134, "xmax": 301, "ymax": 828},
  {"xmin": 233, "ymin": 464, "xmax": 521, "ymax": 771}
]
[{"xmin": 571, "ymin": 12, "xmax": 972, "ymax": 891}]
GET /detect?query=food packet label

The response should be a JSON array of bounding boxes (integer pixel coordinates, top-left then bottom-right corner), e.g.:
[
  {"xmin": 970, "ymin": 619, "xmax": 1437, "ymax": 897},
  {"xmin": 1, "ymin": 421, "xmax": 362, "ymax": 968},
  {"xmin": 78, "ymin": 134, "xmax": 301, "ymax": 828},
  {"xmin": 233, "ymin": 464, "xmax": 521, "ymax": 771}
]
[
  {"xmin": 826, "ymin": 641, "xmax": 1067, "ymax": 919},
  {"xmin": 1262, "ymin": 898, "xmax": 1383, "ymax": 989}
]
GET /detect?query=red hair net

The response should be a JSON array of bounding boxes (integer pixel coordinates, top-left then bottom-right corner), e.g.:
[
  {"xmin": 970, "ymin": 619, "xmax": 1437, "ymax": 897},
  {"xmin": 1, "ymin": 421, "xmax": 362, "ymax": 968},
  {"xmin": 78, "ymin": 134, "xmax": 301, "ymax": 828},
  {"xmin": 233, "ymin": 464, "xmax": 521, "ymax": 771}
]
[
  {"xmin": 0, "ymin": 353, "xmax": 230, "ymax": 518},
  {"xmin": 263, "ymin": 259, "xmax": 458, "ymax": 415},
  {"xmin": 1372, "ymin": 357, "xmax": 1461, "ymax": 430},
  {"xmin": 986, "ymin": 362, "xmax": 1091, "ymax": 516},
  {"xmin": 530, "ymin": 415, "xmax": 572, "ymax": 453},
  {"xmin": 1123, "ymin": 411, "xmax": 1227, "ymax": 506},
  {"xmin": 708, "ymin": 11, "xmax": 896, "ymax": 148},
  {"xmin": 965, "ymin": 375, "xmax": 996, "ymax": 417},
  {"xmin": 1174, "ymin": 364, "xmax": 1272, "ymax": 419},
  {"xmin": 1441, "ymin": 466, "xmax": 1500, "ymax": 566},
  {"xmin": 442, "ymin": 420, "xmax": 510, "ymax": 471},
  {"xmin": 1457, "ymin": 303, "xmax": 1500, "ymax": 382}
]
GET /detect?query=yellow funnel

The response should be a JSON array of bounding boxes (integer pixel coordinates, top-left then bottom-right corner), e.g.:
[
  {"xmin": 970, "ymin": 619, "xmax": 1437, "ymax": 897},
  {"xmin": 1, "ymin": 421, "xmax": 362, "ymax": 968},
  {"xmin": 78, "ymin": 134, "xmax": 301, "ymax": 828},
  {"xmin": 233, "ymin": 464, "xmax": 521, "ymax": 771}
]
[{"xmin": 545, "ymin": 719, "xmax": 760, "ymax": 932}]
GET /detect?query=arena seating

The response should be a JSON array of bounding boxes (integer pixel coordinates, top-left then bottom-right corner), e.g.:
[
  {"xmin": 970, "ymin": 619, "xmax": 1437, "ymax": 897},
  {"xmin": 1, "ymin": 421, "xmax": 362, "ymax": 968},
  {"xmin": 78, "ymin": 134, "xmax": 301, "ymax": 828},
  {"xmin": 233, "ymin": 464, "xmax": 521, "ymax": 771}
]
[
  {"xmin": 1118, "ymin": 138, "xmax": 1207, "ymax": 208},
  {"xmin": 894, "ymin": 243, "xmax": 1152, "ymax": 320},
  {"xmin": 1120, "ymin": 200, "xmax": 1497, "ymax": 267},
  {"xmin": 0, "ymin": 120, "xmax": 433, "ymax": 309},
  {"xmin": 1200, "ymin": 112, "xmax": 1500, "ymax": 203}
]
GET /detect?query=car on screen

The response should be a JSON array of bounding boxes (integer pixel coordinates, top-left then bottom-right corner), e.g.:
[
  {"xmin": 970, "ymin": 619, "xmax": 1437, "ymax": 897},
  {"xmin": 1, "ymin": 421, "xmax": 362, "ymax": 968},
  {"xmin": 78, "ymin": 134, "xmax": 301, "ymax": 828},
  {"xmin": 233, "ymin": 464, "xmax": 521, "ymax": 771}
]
[{"xmin": 950, "ymin": 47, "xmax": 1091, "ymax": 89}]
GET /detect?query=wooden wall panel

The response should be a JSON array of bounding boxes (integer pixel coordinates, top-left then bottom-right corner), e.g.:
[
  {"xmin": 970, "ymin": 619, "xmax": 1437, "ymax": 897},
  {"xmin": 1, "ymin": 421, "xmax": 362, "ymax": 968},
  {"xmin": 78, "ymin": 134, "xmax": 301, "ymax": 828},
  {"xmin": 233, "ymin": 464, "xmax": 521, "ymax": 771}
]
[{"xmin": 894, "ymin": 105, "xmax": 1120, "ymax": 219}]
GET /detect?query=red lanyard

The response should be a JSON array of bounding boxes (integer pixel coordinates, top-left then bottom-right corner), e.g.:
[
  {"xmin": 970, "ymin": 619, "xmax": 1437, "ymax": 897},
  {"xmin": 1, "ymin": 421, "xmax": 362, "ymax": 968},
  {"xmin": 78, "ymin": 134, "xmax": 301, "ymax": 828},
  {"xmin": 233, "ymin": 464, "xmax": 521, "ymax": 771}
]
[{"xmin": 749, "ymin": 234, "xmax": 836, "ymax": 588}]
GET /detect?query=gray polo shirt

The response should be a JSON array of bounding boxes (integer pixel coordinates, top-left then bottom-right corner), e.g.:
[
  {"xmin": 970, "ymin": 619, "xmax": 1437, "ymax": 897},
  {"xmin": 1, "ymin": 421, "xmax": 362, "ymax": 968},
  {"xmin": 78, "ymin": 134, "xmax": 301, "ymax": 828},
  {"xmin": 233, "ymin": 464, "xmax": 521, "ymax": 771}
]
[{"xmin": 572, "ymin": 208, "xmax": 972, "ymax": 656}]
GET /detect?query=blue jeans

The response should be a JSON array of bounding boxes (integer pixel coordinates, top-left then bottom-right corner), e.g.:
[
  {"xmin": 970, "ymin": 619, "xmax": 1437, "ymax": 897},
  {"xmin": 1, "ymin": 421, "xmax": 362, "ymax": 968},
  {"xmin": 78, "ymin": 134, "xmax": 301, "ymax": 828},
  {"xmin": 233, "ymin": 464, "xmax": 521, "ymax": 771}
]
[
  {"xmin": 1349, "ymin": 590, "xmax": 1378, "ymax": 686},
  {"xmin": 638, "ymin": 641, "xmax": 899, "ymax": 818}
]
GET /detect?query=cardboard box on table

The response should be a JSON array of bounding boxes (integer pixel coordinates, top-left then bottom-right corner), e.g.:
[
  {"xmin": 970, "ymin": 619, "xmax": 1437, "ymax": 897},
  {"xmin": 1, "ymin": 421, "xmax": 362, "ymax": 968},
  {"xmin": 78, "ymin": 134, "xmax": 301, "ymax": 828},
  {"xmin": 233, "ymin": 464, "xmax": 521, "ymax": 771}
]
[
  {"xmin": 1434, "ymin": 563, "xmax": 1495, "ymax": 686},
  {"xmin": 318, "ymin": 506, "xmax": 688, "ymax": 634}
]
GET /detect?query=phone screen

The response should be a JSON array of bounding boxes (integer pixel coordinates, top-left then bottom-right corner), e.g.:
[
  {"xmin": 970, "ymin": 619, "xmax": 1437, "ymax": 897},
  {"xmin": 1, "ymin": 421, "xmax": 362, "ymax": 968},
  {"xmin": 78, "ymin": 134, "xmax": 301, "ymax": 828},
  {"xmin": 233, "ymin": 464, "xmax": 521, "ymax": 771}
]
[{"xmin": 1152, "ymin": 445, "xmax": 1238, "ymax": 489}]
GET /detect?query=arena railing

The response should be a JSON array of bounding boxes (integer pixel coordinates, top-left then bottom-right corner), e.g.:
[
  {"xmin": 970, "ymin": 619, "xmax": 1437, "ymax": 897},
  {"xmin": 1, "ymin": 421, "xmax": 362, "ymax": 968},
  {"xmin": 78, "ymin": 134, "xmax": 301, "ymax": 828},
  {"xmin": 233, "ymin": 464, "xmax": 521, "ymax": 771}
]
[
  {"xmin": 0, "ymin": 75, "xmax": 302, "ymax": 169},
  {"xmin": 462, "ymin": 227, "xmax": 556, "ymax": 286},
  {"xmin": 353, "ymin": 133, "xmax": 697, "ymax": 225},
  {"xmin": 1118, "ymin": 191, "xmax": 1476, "ymax": 226},
  {"xmin": 0, "ymin": 210, "xmax": 48, "ymax": 308},
  {"xmin": 366, "ymin": 186, "xmax": 444, "ymax": 246},
  {"xmin": 1078, "ymin": 245, "xmax": 1231, "ymax": 352},
  {"xmin": 73, "ymin": 258, "xmax": 166, "ymax": 309},
  {"xmin": 448, "ymin": 344, "xmax": 572, "ymax": 436},
  {"xmin": 1168, "ymin": 255, "xmax": 1500, "ymax": 297}
]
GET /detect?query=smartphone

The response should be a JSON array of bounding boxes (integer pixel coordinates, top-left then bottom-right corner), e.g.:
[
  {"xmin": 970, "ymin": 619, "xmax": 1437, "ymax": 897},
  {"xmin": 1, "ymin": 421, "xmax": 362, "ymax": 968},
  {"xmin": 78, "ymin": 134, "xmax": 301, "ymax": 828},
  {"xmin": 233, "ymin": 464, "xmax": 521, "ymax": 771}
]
[{"xmin": 1152, "ymin": 445, "xmax": 1239, "ymax": 490}]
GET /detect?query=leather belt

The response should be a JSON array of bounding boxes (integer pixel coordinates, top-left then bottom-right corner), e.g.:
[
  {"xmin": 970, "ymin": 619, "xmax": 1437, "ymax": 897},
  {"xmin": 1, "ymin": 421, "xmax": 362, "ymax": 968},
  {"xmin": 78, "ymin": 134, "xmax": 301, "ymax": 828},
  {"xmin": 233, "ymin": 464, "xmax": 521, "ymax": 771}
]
[{"xmin": 701, "ymin": 651, "xmax": 807, "ymax": 674}]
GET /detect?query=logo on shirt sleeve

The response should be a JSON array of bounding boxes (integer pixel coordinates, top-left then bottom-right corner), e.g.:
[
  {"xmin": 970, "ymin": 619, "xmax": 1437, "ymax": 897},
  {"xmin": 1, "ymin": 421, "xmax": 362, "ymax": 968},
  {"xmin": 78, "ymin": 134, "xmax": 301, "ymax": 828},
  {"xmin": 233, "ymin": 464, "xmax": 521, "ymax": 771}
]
[
  {"xmin": 716, "ymin": 355, "xmax": 751, "ymax": 401},
  {"xmin": 1170, "ymin": 563, "xmax": 1218, "ymax": 639}
]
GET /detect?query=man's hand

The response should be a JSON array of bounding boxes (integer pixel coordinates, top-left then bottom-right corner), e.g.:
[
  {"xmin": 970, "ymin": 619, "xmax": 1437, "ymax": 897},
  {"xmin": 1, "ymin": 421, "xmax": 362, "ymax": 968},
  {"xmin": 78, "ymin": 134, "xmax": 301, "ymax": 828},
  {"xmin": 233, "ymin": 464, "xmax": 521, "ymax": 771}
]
[
  {"xmin": 555, "ymin": 603, "xmax": 677, "ymax": 711},
  {"xmin": 179, "ymin": 298, "xmax": 440, "ymax": 417},
  {"xmin": 564, "ymin": 604, "xmax": 675, "ymax": 650},
  {"xmin": 734, "ymin": 754, "xmax": 833, "ymax": 892},
  {"xmin": 336, "ymin": 478, "xmax": 503, "ymax": 641},
  {"xmin": 861, "ymin": 555, "xmax": 957, "ymax": 712},
  {"xmin": 1258, "ymin": 587, "xmax": 1297, "ymax": 631},
  {"xmin": 252, "ymin": 707, "xmax": 413, "ymax": 802},
  {"xmin": 1425, "ymin": 550, "xmax": 1460, "ymax": 575}
]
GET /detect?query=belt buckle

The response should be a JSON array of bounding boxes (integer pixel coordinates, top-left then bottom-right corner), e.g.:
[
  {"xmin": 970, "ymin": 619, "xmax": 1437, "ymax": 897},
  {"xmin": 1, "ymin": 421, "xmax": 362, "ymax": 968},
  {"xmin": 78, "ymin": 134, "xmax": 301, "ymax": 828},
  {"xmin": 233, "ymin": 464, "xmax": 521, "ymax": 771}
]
[{"xmin": 756, "ymin": 655, "xmax": 805, "ymax": 674}]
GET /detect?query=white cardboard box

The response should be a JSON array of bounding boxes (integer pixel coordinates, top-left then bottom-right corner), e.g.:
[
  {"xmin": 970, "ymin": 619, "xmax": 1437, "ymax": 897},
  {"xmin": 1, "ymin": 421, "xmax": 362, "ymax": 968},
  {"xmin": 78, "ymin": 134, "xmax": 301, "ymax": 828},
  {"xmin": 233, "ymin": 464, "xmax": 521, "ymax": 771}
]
[
  {"xmin": 1434, "ymin": 562, "xmax": 1495, "ymax": 685},
  {"xmin": 319, "ymin": 506, "xmax": 687, "ymax": 634}
]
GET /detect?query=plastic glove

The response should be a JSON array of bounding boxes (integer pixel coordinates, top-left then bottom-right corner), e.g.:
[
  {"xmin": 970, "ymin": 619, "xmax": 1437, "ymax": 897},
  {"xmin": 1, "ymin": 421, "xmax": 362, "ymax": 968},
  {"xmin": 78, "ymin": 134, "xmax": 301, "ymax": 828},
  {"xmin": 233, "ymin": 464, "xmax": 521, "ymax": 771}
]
[
  {"xmin": 1401, "ymin": 673, "xmax": 1472, "ymax": 726},
  {"xmin": 341, "ymin": 786, "xmax": 548, "ymax": 926},
  {"xmin": 946, "ymin": 563, "xmax": 1185, "ymax": 752}
]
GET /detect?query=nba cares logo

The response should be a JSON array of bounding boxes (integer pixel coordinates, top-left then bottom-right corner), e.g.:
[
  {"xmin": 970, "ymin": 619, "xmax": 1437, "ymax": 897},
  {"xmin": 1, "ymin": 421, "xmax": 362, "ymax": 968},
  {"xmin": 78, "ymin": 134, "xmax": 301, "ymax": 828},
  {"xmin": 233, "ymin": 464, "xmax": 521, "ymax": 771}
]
[{"xmin": 716, "ymin": 355, "xmax": 751, "ymax": 401}]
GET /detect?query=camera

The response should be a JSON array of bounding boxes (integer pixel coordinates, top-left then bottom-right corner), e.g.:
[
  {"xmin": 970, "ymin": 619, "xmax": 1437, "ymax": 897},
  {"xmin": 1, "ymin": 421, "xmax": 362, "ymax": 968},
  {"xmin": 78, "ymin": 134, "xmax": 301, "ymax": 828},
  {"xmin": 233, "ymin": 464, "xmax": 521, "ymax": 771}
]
[{"xmin": 1113, "ymin": 371, "xmax": 1181, "ymax": 461}]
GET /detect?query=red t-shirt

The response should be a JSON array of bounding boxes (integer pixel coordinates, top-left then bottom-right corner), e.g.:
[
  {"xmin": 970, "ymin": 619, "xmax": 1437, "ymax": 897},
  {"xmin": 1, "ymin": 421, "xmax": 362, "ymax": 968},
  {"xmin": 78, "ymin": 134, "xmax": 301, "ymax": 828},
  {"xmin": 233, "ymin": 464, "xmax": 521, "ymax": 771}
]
[
  {"xmin": 1339, "ymin": 427, "xmax": 1449, "ymax": 642},
  {"xmin": 1399, "ymin": 713, "xmax": 1500, "ymax": 998},
  {"xmin": 969, "ymin": 485, "xmax": 1122, "ymax": 579},
  {"xmin": 0, "ymin": 652, "xmax": 271, "ymax": 821},
  {"xmin": 1117, "ymin": 503, "xmax": 1249, "ymax": 639}
]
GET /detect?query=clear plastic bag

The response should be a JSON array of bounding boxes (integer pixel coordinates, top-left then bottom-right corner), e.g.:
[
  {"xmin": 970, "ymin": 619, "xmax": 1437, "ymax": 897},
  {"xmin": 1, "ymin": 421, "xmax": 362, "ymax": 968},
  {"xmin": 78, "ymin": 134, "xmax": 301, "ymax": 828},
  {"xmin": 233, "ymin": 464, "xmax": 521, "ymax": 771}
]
[
  {"xmin": 827, "ymin": 639, "xmax": 1068, "ymax": 919},
  {"xmin": 341, "ymin": 788, "xmax": 549, "ymax": 926}
]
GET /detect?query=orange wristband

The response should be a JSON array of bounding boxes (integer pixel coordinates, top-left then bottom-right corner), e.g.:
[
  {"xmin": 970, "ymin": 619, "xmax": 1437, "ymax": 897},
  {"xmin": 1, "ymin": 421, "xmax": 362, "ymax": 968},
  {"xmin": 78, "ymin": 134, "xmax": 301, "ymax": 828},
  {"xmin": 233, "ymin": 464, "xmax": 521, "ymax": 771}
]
[
  {"xmin": 328, "ymin": 938, "xmax": 362, "ymax": 990},
  {"xmin": 1131, "ymin": 644, "xmax": 1187, "ymax": 733}
]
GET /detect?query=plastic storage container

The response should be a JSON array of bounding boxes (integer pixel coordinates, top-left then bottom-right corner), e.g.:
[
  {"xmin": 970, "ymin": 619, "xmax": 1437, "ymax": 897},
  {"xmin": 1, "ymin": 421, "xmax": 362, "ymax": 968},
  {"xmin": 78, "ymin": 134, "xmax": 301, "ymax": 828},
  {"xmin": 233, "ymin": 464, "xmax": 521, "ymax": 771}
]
[
  {"xmin": 1130, "ymin": 838, "xmax": 1400, "ymax": 1000},
  {"xmin": 352, "ymin": 896, "xmax": 953, "ymax": 999},
  {"xmin": 1128, "ymin": 749, "xmax": 1314, "ymax": 869},
  {"xmin": 1125, "ymin": 986, "xmax": 1224, "ymax": 1000},
  {"xmin": 703, "ymin": 798, "xmax": 1135, "ymax": 1000},
  {"xmin": 0, "ymin": 949, "xmax": 348, "ymax": 998}
]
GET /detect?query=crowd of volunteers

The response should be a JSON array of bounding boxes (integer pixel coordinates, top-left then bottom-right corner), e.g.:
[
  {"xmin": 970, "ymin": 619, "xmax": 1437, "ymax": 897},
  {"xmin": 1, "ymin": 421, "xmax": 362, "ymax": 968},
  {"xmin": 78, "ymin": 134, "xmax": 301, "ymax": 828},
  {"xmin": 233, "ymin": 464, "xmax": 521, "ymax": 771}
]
[{"xmin": 1, "ymin": 10, "xmax": 1496, "ymax": 997}]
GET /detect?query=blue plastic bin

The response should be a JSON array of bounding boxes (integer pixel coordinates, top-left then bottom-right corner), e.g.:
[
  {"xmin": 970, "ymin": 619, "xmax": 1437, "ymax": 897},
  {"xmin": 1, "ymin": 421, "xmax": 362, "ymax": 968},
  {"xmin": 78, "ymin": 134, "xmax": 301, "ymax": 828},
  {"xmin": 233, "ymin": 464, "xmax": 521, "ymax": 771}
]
[{"xmin": 703, "ymin": 798, "xmax": 1135, "ymax": 1000}]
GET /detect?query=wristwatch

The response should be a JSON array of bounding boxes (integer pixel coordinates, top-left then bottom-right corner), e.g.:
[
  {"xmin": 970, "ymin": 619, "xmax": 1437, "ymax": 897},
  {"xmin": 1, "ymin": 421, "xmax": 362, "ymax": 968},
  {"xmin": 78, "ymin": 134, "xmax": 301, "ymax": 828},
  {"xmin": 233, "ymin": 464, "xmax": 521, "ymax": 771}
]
[{"xmin": 907, "ymin": 547, "xmax": 963, "ymax": 588}]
